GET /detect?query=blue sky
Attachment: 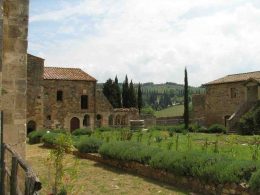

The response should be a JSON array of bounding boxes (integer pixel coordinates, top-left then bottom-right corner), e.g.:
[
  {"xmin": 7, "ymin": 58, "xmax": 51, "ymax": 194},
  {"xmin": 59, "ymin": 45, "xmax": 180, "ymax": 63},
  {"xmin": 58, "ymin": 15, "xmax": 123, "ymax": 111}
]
[{"xmin": 28, "ymin": 0, "xmax": 260, "ymax": 86}]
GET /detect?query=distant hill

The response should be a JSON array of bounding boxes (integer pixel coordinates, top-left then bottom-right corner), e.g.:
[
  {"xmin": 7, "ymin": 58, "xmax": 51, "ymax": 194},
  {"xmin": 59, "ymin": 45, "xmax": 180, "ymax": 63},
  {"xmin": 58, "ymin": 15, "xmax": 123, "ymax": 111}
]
[{"xmin": 98, "ymin": 82, "xmax": 204, "ymax": 111}]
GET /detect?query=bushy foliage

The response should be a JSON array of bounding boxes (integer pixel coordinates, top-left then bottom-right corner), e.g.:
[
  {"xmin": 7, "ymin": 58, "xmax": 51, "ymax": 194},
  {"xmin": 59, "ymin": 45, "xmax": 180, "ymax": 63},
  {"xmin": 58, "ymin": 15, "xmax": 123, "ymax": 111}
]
[
  {"xmin": 99, "ymin": 141, "xmax": 162, "ymax": 164},
  {"xmin": 208, "ymin": 124, "xmax": 227, "ymax": 134},
  {"xmin": 72, "ymin": 128, "xmax": 92, "ymax": 136},
  {"xmin": 238, "ymin": 111, "xmax": 255, "ymax": 135},
  {"xmin": 51, "ymin": 129, "xmax": 67, "ymax": 134},
  {"xmin": 95, "ymin": 126, "xmax": 114, "ymax": 132},
  {"xmin": 76, "ymin": 137, "xmax": 103, "ymax": 153},
  {"xmin": 42, "ymin": 132, "xmax": 60, "ymax": 146},
  {"xmin": 254, "ymin": 108, "xmax": 260, "ymax": 130},
  {"xmin": 249, "ymin": 169, "xmax": 260, "ymax": 192},
  {"xmin": 99, "ymin": 141, "xmax": 259, "ymax": 185},
  {"xmin": 28, "ymin": 130, "xmax": 47, "ymax": 144},
  {"xmin": 141, "ymin": 106, "xmax": 155, "ymax": 115}
]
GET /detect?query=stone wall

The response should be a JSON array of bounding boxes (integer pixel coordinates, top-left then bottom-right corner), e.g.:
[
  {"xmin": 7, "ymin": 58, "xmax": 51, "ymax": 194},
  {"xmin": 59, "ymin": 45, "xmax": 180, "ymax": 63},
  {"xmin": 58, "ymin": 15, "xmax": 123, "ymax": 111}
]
[
  {"xmin": 27, "ymin": 54, "xmax": 44, "ymax": 131},
  {"xmin": 205, "ymin": 82, "xmax": 246, "ymax": 126},
  {"xmin": 42, "ymin": 79, "xmax": 97, "ymax": 131},
  {"xmin": 192, "ymin": 94, "xmax": 206, "ymax": 125},
  {"xmin": 96, "ymin": 89, "xmax": 113, "ymax": 127},
  {"xmin": 0, "ymin": 0, "xmax": 29, "ymax": 157}
]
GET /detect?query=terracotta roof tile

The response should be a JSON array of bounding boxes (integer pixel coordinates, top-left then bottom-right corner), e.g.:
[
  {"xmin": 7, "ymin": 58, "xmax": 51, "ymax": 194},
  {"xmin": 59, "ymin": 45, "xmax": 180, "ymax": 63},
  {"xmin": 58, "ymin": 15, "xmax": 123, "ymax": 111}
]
[
  {"xmin": 44, "ymin": 67, "xmax": 96, "ymax": 81},
  {"xmin": 203, "ymin": 71, "xmax": 260, "ymax": 86}
]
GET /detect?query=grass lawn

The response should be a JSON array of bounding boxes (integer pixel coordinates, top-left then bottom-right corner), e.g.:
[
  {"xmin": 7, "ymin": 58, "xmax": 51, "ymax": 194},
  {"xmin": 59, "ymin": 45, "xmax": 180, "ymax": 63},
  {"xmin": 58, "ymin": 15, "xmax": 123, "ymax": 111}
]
[
  {"xmin": 26, "ymin": 144, "xmax": 188, "ymax": 195},
  {"xmin": 155, "ymin": 105, "xmax": 184, "ymax": 118}
]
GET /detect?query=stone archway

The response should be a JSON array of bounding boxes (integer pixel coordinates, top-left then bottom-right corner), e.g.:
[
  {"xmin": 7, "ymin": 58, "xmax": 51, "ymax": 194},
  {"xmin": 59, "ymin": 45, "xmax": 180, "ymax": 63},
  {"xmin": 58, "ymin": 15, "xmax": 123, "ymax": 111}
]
[
  {"xmin": 27, "ymin": 120, "xmax": 37, "ymax": 135},
  {"xmin": 70, "ymin": 117, "xmax": 80, "ymax": 132},
  {"xmin": 109, "ymin": 115, "xmax": 114, "ymax": 126}
]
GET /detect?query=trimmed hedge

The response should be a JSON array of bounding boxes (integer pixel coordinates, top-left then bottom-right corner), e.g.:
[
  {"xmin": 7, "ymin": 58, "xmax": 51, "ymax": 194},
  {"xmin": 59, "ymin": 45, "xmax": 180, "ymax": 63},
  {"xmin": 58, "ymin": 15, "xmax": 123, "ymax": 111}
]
[
  {"xmin": 208, "ymin": 124, "xmax": 227, "ymax": 134},
  {"xmin": 76, "ymin": 137, "xmax": 103, "ymax": 153},
  {"xmin": 42, "ymin": 132, "xmax": 60, "ymax": 146},
  {"xmin": 99, "ymin": 141, "xmax": 259, "ymax": 187},
  {"xmin": 27, "ymin": 130, "xmax": 47, "ymax": 144},
  {"xmin": 72, "ymin": 128, "xmax": 92, "ymax": 136}
]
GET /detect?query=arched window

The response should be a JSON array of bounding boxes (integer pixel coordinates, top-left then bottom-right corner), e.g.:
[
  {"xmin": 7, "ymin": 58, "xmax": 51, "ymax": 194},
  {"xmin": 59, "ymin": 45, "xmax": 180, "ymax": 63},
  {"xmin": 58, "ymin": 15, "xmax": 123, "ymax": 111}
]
[
  {"xmin": 27, "ymin": 120, "xmax": 36, "ymax": 135},
  {"xmin": 96, "ymin": 114, "xmax": 102, "ymax": 128},
  {"xmin": 70, "ymin": 117, "xmax": 80, "ymax": 132},
  {"xmin": 81, "ymin": 95, "xmax": 88, "ymax": 109},
  {"xmin": 57, "ymin": 90, "xmax": 63, "ymax": 101},
  {"xmin": 83, "ymin": 115, "xmax": 90, "ymax": 127},
  {"xmin": 115, "ymin": 115, "xmax": 121, "ymax": 126},
  {"xmin": 109, "ymin": 115, "xmax": 114, "ymax": 126}
]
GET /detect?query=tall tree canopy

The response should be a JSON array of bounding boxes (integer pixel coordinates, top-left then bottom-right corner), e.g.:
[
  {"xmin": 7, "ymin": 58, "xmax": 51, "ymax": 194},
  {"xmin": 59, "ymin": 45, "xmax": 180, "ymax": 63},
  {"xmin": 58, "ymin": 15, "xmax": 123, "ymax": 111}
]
[
  {"xmin": 129, "ymin": 80, "xmax": 137, "ymax": 107},
  {"xmin": 137, "ymin": 83, "xmax": 143, "ymax": 113},
  {"xmin": 184, "ymin": 67, "xmax": 189, "ymax": 129},
  {"xmin": 114, "ymin": 76, "xmax": 122, "ymax": 108},
  {"xmin": 122, "ymin": 75, "xmax": 130, "ymax": 108}
]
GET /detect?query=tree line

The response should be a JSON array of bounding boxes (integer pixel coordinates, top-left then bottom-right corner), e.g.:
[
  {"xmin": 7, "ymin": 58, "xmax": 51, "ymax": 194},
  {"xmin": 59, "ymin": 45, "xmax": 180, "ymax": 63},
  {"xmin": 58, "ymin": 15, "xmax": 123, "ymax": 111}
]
[{"xmin": 103, "ymin": 75, "xmax": 143, "ymax": 113}]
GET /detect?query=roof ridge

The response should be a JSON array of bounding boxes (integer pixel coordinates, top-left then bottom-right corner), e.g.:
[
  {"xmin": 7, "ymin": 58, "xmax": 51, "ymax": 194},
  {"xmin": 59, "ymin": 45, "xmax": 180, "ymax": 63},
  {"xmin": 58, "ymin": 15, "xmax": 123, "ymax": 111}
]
[
  {"xmin": 227, "ymin": 70, "xmax": 260, "ymax": 76},
  {"xmin": 44, "ymin": 66, "xmax": 81, "ymax": 70}
]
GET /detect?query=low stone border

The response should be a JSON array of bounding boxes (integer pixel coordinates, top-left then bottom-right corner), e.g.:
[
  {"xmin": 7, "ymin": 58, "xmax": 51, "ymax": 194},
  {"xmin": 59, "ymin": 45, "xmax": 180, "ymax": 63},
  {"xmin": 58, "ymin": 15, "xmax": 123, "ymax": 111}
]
[
  {"xmin": 73, "ymin": 151, "xmax": 252, "ymax": 195},
  {"xmin": 42, "ymin": 144, "xmax": 253, "ymax": 195}
]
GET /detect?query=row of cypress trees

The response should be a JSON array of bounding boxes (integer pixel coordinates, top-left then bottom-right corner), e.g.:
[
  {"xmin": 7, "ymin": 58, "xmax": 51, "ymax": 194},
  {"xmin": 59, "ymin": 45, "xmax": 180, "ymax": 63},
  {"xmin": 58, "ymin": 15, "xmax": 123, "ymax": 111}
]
[{"xmin": 103, "ymin": 75, "xmax": 143, "ymax": 113}]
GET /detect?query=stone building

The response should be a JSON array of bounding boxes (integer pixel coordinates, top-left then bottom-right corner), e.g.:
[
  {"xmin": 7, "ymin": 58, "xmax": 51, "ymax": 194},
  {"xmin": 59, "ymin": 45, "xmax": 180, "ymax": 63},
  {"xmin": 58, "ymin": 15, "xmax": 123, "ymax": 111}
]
[
  {"xmin": 0, "ymin": 0, "xmax": 29, "ymax": 157},
  {"xmin": 192, "ymin": 71, "xmax": 260, "ymax": 129},
  {"xmin": 27, "ymin": 54, "xmax": 139, "ymax": 133}
]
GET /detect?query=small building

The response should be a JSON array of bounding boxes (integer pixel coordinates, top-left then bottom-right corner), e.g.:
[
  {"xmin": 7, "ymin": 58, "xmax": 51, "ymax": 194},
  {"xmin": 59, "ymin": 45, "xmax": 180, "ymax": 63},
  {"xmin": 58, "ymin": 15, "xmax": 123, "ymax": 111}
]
[
  {"xmin": 27, "ymin": 54, "xmax": 138, "ymax": 133},
  {"xmin": 192, "ymin": 71, "xmax": 260, "ymax": 129}
]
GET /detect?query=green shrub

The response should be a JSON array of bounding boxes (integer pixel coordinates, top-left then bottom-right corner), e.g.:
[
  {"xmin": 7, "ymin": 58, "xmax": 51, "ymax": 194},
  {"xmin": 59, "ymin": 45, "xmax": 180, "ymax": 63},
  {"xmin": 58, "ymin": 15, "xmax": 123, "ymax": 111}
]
[
  {"xmin": 99, "ymin": 141, "xmax": 162, "ymax": 164},
  {"xmin": 141, "ymin": 106, "xmax": 155, "ymax": 115},
  {"xmin": 119, "ymin": 128, "xmax": 133, "ymax": 141},
  {"xmin": 42, "ymin": 132, "xmax": 59, "ymax": 146},
  {"xmin": 72, "ymin": 128, "xmax": 92, "ymax": 136},
  {"xmin": 208, "ymin": 124, "xmax": 227, "ymax": 134},
  {"xmin": 95, "ymin": 127, "xmax": 114, "ymax": 132},
  {"xmin": 76, "ymin": 137, "xmax": 103, "ymax": 153},
  {"xmin": 28, "ymin": 130, "xmax": 47, "ymax": 144},
  {"xmin": 52, "ymin": 129, "xmax": 67, "ymax": 134},
  {"xmin": 238, "ymin": 111, "xmax": 255, "ymax": 135},
  {"xmin": 249, "ymin": 169, "xmax": 260, "ymax": 192},
  {"xmin": 254, "ymin": 108, "xmax": 260, "ymax": 131}
]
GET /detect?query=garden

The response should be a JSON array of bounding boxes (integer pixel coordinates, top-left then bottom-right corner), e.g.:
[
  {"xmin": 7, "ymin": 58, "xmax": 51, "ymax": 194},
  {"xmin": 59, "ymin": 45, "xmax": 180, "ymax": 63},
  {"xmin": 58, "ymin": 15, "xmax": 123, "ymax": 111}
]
[{"xmin": 28, "ymin": 124, "xmax": 260, "ymax": 194}]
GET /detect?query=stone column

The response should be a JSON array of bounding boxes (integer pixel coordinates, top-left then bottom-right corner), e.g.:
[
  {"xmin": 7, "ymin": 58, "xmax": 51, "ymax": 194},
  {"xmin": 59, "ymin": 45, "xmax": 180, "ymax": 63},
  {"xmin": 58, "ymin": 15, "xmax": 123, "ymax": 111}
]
[{"xmin": 1, "ymin": 0, "xmax": 29, "ymax": 157}]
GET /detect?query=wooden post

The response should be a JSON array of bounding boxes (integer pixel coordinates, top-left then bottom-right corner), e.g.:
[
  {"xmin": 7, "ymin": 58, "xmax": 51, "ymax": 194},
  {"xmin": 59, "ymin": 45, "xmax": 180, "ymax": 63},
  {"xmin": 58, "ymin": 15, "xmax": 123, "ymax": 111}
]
[
  {"xmin": 10, "ymin": 156, "xmax": 18, "ymax": 195},
  {"xmin": 1, "ymin": 112, "xmax": 5, "ymax": 195}
]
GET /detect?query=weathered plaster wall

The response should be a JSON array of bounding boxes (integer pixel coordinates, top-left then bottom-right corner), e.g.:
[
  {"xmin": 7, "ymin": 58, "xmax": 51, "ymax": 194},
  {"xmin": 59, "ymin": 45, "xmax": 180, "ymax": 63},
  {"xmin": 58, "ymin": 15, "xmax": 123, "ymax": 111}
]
[
  {"xmin": 205, "ymin": 82, "xmax": 246, "ymax": 126},
  {"xmin": 1, "ymin": 0, "xmax": 29, "ymax": 157},
  {"xmin": 27, "ymin": 54, "xmax": 44, "ymax": 130}
]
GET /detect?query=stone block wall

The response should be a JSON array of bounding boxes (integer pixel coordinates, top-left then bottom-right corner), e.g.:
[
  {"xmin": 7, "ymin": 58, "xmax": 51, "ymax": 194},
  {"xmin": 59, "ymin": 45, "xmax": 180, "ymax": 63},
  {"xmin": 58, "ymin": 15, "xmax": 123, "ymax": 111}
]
[
  {"xmin": 192, "ymin": 94, "xmax": 206, "ymax": 120},
  {"xmin": 205, "ymin": 82, "xmax": 246, "ymax": 126},
  {"xmin": 27, "ymin": 54, "xmax": 44, "ymax": 130},
  {"xmin": 42, "ymin": 80, "xmax": 97, "ymax": 130},
  {"xmin": 0, "ymin": 0, "xmax": 29, "ymax": 157}
]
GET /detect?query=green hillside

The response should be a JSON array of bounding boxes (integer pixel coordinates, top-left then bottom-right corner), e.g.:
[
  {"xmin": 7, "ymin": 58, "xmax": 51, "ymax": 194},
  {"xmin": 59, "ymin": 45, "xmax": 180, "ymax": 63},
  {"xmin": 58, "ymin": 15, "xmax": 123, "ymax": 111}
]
[{"xmin": 155, "ymin": 105, "xmax": 184, "ymax": 118}]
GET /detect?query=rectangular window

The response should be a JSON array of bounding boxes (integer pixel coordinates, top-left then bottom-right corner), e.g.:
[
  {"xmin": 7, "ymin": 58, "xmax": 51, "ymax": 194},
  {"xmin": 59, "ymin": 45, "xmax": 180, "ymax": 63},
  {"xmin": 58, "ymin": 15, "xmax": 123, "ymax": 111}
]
[
  {"xmin": 231, "ymin": 88, "xmax": 238, "ymax": 98},
  {"xmin": 57, "ymin": 90, "xmax": 63, "ymax": 101},
  {"xmin": 81, "ymin": 95, "xmax": 88, "ymax": 109}
]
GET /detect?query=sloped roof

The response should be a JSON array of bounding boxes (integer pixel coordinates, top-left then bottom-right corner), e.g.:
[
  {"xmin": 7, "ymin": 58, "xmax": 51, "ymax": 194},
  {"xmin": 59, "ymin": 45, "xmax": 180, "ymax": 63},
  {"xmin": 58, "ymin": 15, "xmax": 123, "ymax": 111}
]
[
  {"xmin": 203, "ymin": 71, "xmax": 260, "ymax": 86},
  {"xmin": 44, "ymin": 67, "xmax": 96, "ymax": 81}
]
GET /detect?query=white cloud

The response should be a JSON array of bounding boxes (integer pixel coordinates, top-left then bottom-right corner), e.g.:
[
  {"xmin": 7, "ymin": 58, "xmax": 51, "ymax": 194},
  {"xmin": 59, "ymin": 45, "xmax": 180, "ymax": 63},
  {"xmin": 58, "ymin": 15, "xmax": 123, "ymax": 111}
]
[{"xmin": 29, "ymin": 0, "xmax": 260, "ymax": 86}]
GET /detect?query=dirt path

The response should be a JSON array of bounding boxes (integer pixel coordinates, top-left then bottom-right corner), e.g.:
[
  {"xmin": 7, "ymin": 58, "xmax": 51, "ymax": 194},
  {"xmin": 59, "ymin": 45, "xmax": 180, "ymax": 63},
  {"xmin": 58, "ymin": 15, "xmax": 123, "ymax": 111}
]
[{"xmin": 26, "ymin": 144, "xmax": 189, "ymax": 195}]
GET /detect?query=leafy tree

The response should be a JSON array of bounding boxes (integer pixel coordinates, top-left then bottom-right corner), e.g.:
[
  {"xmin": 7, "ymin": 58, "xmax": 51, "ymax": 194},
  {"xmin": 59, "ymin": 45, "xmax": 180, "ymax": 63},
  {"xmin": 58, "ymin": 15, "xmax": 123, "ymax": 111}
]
[
  {"xmin": 184, "ymin": 67, "xmax": 189, "ymax": 129},
  {"xmin": 103, "ymin": 78, "xmax": 118, "ymax": 108},
  {"xmin": 137, "ymin": 83, "xmax": 143, "ymax": 113}
]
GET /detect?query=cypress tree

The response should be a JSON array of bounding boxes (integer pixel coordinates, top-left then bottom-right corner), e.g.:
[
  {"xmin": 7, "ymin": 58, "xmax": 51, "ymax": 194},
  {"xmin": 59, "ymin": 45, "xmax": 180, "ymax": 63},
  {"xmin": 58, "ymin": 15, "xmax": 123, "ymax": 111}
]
[
  {"xmin": 129, "ymin": 80, "xmax": 137, "ymax": 107},
  {"xmin": 184, "ymin": 67, "xmax": 189, "ymax": 129},
  {"xmin": 103, "ymin": 78, "xmax": 117, "ymax": 107},
  {"xmin": 137, "ymin": 83, "xmax": 143, "ymax": 114},
  {"xmin": 122, "ymin": 75, "xmax": 130, "ymax": 108},
  {"xmin": 114, "ymin": 76, "xmax": 122, "ymax": 108}
]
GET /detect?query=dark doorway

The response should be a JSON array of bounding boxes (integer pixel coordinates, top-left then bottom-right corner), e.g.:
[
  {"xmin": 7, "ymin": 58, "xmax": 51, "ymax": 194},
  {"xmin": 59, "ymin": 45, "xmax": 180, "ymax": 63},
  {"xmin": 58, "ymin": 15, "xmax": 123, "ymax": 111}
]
[
  {"xmin": 96, "ymin": 114, "xmax": 102, "ymax": 128},
  {"xmin": 27, "ymin": 120, "xmax": 36, "ymax": 135},
  {"xmin": 83, "ymin": 115, "xmax": 90, "ymax": 127},
  {"xmin": 70, "ymin": 117, "xmax": 80, "ymax": 132},
  {"xmin": 224, "ymin": 115, "xmax": 231, "ymax": 127}
]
